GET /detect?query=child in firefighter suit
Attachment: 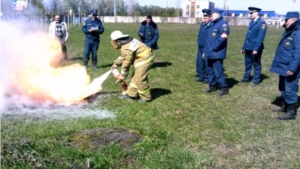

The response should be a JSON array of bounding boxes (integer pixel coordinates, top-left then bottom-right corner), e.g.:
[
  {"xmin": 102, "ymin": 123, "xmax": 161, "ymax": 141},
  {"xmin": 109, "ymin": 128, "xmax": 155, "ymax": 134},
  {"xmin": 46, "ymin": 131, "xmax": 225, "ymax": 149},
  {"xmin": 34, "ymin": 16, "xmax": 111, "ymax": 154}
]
[{"xmin": 110, "ymin": 30, "xmax": 154, "ymax": 103}]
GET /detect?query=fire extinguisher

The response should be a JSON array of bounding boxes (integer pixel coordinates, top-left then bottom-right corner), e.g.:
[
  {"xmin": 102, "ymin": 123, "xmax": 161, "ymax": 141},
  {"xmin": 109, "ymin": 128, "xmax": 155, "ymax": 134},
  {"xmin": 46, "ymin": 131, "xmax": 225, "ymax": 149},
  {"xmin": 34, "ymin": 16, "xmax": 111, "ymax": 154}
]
[{"xmin": 112, "ymin": 68, "xmax": 128, "ymax": 95}]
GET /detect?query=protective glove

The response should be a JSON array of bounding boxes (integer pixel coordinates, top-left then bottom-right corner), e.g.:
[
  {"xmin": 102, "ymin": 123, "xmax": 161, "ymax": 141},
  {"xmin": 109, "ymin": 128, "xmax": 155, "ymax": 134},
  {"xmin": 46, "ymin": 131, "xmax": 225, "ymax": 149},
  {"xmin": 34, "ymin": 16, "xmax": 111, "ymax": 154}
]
[
  {"xmin": 111, "ymin": 63, "xmax": 118, "ymax": 69},
  {"xmin": 116, "ymin": 76, "xmax": 124, "ymax": 83}
]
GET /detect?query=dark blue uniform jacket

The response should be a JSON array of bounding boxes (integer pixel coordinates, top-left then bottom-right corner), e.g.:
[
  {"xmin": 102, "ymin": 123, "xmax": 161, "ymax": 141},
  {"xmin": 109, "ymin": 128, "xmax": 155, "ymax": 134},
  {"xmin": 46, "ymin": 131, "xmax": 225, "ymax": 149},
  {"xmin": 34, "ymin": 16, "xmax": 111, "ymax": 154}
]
[
  {"xmin": 270, "ymin": 20, "xmax": 300, "ymax": 78},
  {"xmin": 82, "ymin": 17, "xmax": 104, "ymax": 41},
  {"xmin": 204, "ymin": 16, "xmax": 230, "ymax": 59},
  {"xmin": 242, "ymin": 17, "xmax": 267, "ymax": 51},
  {"xmin": 198, "ymin": 22, "xmax": 211, "ymax": 48},
  {"xmin": 138, "ymin": 21, "xmax": 159, "ymax": 50}
]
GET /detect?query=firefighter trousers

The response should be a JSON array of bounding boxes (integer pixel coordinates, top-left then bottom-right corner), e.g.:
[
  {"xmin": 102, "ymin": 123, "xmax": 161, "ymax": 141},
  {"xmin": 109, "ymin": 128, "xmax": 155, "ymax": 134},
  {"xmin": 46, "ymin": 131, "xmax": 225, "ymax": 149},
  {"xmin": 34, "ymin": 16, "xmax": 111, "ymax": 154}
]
[{"xmin": 126, "ymin": 54, "xmax": 154, "ymax": 100}]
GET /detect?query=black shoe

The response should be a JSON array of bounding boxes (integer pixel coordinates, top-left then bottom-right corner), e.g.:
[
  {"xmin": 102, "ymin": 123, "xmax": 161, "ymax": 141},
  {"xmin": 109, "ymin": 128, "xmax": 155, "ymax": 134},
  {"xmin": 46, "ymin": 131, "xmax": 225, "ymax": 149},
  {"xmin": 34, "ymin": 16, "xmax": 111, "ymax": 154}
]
[
  {"xmin": 278, "ymin": 113, "xmax": 296, "ymax": 120},
  {"xmin": 218, "ymin": 88, "xmax": 228, "ymax": 96},
  {"xmin": 194, "ymin": 74, "xmax": 199, "ymax": 77},
  {"xmin": 252, "ymin": 83, "xmax": 259, "ymax": 86},
  {"xmin": 92, "ymin": 61, "xmax": 98, "ymax": 70},
  {"xmin": 203, "ymin": 81, "xmax": 209, "ymax": 84},
  {"xmin": 203, "ymin": 86, "xmax": 217, "ymax": 93},
  {"xmin": 84, "ymin": 61, "xmax": 88, "ymax": 68},
  {"xmin": 195, "ymin": 79, "xmax": 204, "ymax": 82},
  {"xmin": 240, "ymin": 79, "xmax": 249, "ymax": 83},
  {"xmin": 272, "ymin": 101, "xmax": 286, "ymax": 113},
  {"xmin": 278, "ymin": 103, "xmax": 297, "ymax": 120}
]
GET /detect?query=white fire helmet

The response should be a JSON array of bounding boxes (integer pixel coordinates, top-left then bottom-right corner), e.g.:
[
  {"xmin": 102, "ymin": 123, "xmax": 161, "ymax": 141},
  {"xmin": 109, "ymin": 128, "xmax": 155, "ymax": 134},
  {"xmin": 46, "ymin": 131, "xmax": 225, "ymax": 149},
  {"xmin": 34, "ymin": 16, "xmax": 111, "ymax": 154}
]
[{"xmin": 110, "ymin": 30, "xmax": 129, "ymax": 40}]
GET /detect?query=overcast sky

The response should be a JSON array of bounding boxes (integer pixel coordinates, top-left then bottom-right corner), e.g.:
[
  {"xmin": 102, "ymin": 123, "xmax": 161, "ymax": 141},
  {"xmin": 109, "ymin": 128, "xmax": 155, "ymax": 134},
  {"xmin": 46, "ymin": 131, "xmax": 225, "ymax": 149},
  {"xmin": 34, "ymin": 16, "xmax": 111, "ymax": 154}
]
[{"xmin": 137, "ymin": 0, "xmax": 300, "ymax": 15}]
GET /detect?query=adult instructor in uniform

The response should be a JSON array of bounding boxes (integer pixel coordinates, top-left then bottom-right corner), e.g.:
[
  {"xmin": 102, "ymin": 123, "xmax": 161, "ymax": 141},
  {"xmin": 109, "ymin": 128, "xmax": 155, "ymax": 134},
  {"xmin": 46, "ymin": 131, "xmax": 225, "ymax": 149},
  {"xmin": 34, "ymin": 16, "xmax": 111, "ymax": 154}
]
[
  {"xmin": 195, "ymin": 9, "xmax": 211, "ymax": 83},
  {"xmin": 82, "ymin": 10, "xmax": 104, "ymax": 69},
  {"xmin": 203, "ymin": 9, "xmax": 230, "ymax": 96},
  {"xmin": 270, "ymin": 11, "xmax": 300, "ymax": 120},
  {"xmin": 240, "ymin": 7, "xmax": 267, "ymax": 86}
]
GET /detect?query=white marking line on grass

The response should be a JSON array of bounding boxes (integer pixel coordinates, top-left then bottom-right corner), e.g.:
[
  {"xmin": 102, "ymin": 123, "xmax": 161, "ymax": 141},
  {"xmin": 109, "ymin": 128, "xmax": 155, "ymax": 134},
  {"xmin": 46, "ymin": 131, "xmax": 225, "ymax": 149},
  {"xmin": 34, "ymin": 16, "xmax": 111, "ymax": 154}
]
[{"xmin": 1, "ymin": 105, "xmax": 116, "ymax": 121}]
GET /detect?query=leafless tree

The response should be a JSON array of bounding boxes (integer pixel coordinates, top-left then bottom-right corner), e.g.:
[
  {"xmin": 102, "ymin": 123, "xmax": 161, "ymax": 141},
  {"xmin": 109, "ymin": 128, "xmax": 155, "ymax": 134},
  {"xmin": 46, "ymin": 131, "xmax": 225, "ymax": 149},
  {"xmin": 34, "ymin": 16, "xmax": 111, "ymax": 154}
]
[
  {"xmin": 126, "ymin": 0, "xmax": 138, "ymax": 16},
  {"xmin": 47, "ymin": 0, "xmax": 63, "ymax": 14}
]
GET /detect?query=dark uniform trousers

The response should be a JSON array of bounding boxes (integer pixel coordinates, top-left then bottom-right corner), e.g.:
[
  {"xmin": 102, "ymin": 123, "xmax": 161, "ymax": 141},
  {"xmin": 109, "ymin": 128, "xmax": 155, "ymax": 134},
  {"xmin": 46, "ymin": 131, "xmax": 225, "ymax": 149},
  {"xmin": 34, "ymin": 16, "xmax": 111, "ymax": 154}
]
[
  {"xmin": 196, "ymin": 47, "xmax": 208, "ymax": 81},
  {"xmin": 84, "ymin": 38, "xmax": 99, "ymax": 63},
  {"xmin": 207, "ymin": 59, "xmax": 228, "ymax": 88},
  {"xmin": 243, "ymin": 49, "xmax": 263, "ymax": 84},
  {"xmin": 279, "ymin": 75, "xmax": 299, "ymax": 104}
]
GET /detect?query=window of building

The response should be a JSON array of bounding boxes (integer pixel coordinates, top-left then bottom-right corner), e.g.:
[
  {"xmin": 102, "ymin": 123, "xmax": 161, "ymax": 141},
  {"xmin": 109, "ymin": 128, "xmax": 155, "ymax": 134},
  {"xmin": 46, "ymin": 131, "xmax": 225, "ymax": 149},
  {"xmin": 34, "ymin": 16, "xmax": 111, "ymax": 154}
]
[
  {"xmin": 186, "ymin": 11, "xmax": 189, "ymax": 15},
  {"xmin": 196, "ymin": 5, "xmax": 200, "ymax": 9},
  {"xmin": 186, "ymin": 5, "xmax": 189, "ymax": 10},
  {"xmin": 196, "ymin": 11, "xmax": 200, "ymax": 15}
]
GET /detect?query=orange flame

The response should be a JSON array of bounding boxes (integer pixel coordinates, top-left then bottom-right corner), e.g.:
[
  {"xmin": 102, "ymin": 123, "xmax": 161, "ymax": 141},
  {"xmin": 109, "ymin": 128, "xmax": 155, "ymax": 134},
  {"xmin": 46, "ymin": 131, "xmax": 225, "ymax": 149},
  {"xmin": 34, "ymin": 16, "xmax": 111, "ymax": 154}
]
[{"xmin": 7, "ymin": 32, "xmax": 101, "ymax": 105}]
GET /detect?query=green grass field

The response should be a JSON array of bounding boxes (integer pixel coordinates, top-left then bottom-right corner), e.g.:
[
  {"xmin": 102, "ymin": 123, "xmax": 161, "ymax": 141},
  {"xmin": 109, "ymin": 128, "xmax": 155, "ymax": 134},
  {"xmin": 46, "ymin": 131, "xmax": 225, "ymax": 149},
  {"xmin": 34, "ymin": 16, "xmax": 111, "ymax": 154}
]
[{"xmin": 1, "ymin": 23, "xmax": 300, "ymax": 168}]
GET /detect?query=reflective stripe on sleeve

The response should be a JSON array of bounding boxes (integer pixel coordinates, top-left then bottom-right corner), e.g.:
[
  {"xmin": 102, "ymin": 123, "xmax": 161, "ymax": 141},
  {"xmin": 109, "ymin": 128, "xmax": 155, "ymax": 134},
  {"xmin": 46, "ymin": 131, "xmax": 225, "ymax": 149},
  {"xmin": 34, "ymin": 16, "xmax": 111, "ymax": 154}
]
[{"xmin": 130, "ymin": 83, "xmax": 138, "ymax": 88}]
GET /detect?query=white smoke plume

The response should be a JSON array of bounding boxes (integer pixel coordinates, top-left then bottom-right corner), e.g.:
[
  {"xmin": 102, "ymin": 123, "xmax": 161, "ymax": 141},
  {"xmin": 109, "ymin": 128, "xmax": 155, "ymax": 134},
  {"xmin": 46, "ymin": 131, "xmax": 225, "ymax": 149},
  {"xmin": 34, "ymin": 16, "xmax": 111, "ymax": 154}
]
[{"xmin": 0, "ymin": 21, "xmax": 110, "ymax": 111}]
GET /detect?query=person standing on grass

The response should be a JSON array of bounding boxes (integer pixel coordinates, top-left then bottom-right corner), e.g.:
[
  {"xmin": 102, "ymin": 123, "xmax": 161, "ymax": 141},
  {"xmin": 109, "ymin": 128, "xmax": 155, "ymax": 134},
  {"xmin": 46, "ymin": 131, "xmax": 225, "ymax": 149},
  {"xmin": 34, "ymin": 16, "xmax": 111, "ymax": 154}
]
[
  {"xmin": 203, "ymin": 9, "xmax": 230, "ymax": 96},
  {"xmin": 49, "ymin": 14, "xmax": 69, "ymax": 60},
  {"xmin": 270, "ymin": 11, "xmax": 300, "ymax": 120},
  {"xmin": 240, "ymin": 7, "xmax": 267, "ymax": 86},
  {"xmin": 110, "ymin": 30, "xmax": 154, "ymax": 103},
  {"xmin": 137, "ymin": 15, "xmax": 159, "ymax": 51},
  {"xmin": 82, "ymin": 10, "xmax": 104, "ymax": 69},
  {"xmin": 195, "ymin": 9, "xmax": 212, "ymax": 84}
]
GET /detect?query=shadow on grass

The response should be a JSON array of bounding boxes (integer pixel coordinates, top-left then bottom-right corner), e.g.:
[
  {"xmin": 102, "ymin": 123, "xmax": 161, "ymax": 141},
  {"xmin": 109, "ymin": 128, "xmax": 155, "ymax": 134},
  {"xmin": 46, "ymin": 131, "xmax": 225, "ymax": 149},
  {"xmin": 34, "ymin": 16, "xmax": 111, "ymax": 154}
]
[
  {"xmin": 100, "ymin": 63, "xmax": 113, "ymax": 68},
  {"xmin": 260, "ymin": 74, "xmax": 269, "ymax": 82},
  {"xmin": 152, "ymin": 62, "xmax": 172, "ymax": 68},
  {"xmin": 271, "ymin": 96, "xmax": 283, "ymax": 107},
  {"xmin": 241, "ymin": 74, "xmax": 269, "ymax": 83},
  {"xmin": 271, "ymin": 96, "xmax": 300, "ymax": 108},
  {"xmin": 68, "ymin": 56, "xmax": 83, "ymax": 61},
  {"xmin": 151, "ymin": 88, "xmax": 172, "ymax": 100},
  {"xmin": 227, "ymin": 78, "xmax": 239, "ymax": 89}
]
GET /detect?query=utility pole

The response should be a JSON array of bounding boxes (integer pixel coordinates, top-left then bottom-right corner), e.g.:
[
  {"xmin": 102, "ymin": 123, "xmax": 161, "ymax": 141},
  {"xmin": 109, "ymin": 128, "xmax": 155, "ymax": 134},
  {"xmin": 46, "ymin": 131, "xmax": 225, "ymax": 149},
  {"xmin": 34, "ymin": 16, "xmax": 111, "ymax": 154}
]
[
  {"xmin": 114, "ymin": 0, "xmax": 116, "ymax": 22},
  {"xmin": 166, "ymin": 0, "xmax": 168, "ymax": 17},
  {"xmin": 114, "ymin": 0, "xmax": 116, "ymax": 16}
]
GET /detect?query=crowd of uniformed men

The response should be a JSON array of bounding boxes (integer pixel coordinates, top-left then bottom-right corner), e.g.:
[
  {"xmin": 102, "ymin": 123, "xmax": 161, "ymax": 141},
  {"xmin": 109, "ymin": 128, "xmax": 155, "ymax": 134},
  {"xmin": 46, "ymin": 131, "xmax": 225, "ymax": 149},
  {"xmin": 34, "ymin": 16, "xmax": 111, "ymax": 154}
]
[
  {"xmin": 195, "ymin": 7, "xmax": 300, "ymax": 120},
  {"xmin": 51, "ymin": 7, "xmax": 300, "ymax": 120}
]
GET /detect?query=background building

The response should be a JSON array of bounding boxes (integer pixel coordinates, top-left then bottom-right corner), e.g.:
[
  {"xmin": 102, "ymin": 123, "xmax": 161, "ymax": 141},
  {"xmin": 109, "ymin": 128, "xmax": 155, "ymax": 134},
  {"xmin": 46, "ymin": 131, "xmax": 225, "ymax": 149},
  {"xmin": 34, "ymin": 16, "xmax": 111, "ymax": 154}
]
[
  {"xmin": 182, "ymin": 0, "xmax": 215, "ymax": 18},
  {"xmin": 224, "ymin": 10, "xmax": 276, "ymax": 18}
]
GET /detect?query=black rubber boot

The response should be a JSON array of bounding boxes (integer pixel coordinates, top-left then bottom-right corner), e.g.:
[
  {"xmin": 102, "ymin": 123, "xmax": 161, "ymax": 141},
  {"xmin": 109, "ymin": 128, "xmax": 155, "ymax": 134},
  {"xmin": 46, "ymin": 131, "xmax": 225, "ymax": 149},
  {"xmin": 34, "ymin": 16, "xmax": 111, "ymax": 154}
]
[
  {"xmin": 203, "ymin": 86, "xmax": 217, "ymax": 93},
  {"xmin": 84, "ymin": 61, "xmax": 88, "ymax": 68},
  {"xmin": 272, "ymin": 101, "xmax": 286, "ymax": 113},
  {"xmin": 92, "ymin": 61, "xmax": 97, "ymax": 69},
  {"xmin": 278, "ymin": 103, "xmax": 297, "ymax": 120},
  {"xmin": 218, "ymin": 88, "xmax": 228, "ymax": 96}
]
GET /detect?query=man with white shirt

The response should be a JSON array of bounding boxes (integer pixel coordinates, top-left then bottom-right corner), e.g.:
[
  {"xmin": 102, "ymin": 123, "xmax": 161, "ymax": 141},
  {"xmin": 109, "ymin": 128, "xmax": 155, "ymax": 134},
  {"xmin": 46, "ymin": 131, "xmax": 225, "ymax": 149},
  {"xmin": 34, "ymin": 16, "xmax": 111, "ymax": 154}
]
[{"xmin": 49, "ymin": 14, "xmax": 69, "ymax": 59}]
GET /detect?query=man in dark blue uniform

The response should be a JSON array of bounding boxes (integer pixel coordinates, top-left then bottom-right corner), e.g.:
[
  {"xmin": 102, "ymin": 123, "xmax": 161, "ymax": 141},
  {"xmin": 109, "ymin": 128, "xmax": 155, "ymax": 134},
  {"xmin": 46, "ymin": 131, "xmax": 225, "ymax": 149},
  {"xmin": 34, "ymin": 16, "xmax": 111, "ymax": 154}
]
[
  {"xmin": 240, "ymin": 7, "xmax": 267, "ymax": 86},
  {"xmin": 137, "ymin": 15, "xmax": 159, "ymax": 50},
  {"xmin": 270, "ymin": 11, "xmax": 300, "ymax": 120},
  {"xmin": 203, "ymin": 9, "xmax": 230, "ymax": 96},
  {"xmin": 195, "ymin": 9, "xmax": 211, "ymax": 83},
  {"xmin": 82, "ymin": 10, "xmax": 104, "ymax": 69}
]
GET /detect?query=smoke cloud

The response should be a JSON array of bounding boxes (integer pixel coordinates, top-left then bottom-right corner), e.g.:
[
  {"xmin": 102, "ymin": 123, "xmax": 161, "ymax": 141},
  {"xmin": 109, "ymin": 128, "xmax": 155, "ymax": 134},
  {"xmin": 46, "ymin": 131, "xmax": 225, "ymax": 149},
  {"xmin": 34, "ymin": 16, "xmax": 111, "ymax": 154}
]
[{"xmin": 0, "ymin": 21, "xmax": 106, "ymax": 111}]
